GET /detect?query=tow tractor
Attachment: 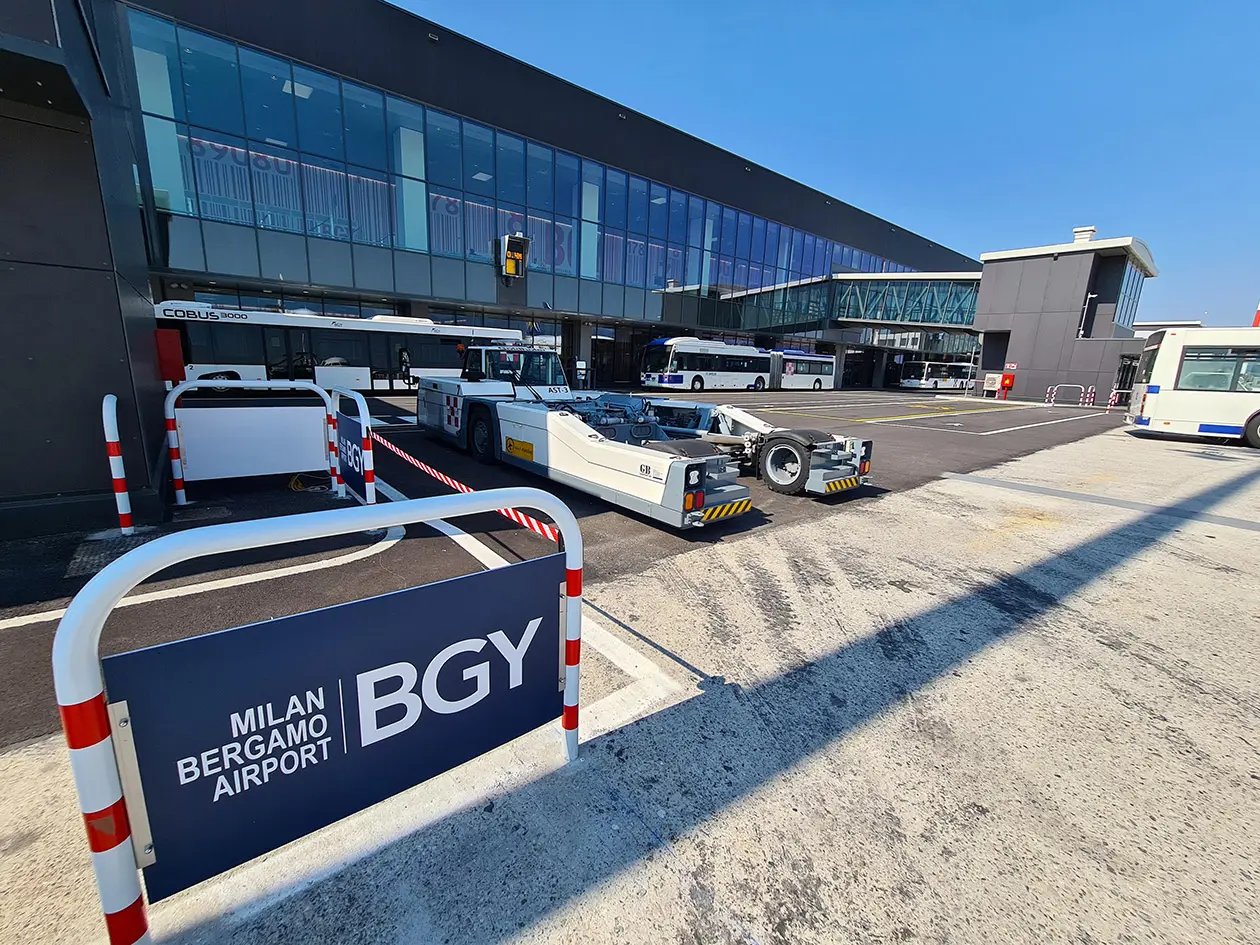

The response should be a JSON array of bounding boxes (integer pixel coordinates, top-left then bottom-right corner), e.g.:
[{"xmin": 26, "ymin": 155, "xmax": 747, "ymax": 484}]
[{"xmin": 415, "ymin": 345, "xmax": 872, "ymax": 530}]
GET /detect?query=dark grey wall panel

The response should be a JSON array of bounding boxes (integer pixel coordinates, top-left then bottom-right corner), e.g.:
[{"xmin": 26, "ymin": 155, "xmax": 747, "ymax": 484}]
[
  {"xmin": 623, "ymin": 287, "xmax": 645, "ymax": 320},
  {"xmin": 165, "ymin": 214, "xmax": 205, "ymax": 270},
  {"xmin": 0, "ymin": 112, "xmax": 111, "ymax": 270},
  {"xmin": 202, "ymin": 220, "xmax": 260, "ymax": 277},
  {"xmin": 602, "ymin": 284, "xmax": 624, "ymax": 318},
  {"xmin": 579, "ymin": 280, "xmax": 601, "ymax": 316},
  {"xmin": 141, "ymin": 0, "xmax": 977, "ymax": 273},
  {"xmin": 554, "ymin": 275, "xmax": 579, "ymax": 313},
  {"xmin": 1013, "ymin": 258, "xmax": 1051, "ymax": 314},
  {"xmin": 393, "ymin": 250, "xmax": 431, "ymax": 296},
  {"xmin": 307, "ymin": 237, "xmax": 353, "ymax": 287},
  {"xmin": 644, "ymin": 291, "xmax": 663, "ymax": 322},
  {"xmin": 1043, "ymin": 254, "xmax": 1090, "ymax": 314},
  {"xmin": 430, "ymin": 256, "xmax": 465, "ymax": 300},
  {"xmin": 464, "ymin": 261, "xmax": 496, "ymax": 303},
  {"xmin": 525, "ymin": 271, "xmax": 552, "ymax": 310},
  {"xmin": 352, "ymin": 243, "xmax": 394, "ymax": 292},
  {"xmin": 0, "ymin": 262, "xmax": 129, "ymax": 497},
  {"xmin": 1068, "ymin": 340, "xmax": 1106, "ymax": 374},
  {"xmin": 1, "ymin": 0, "xmax": 60, "ymax": 44},
  {"xmin": 258, "ymin": 229, "xmax": 310, "ymax": 283},
  {"xmin": 975, "ymin": 260, "xmax": 1020, "ymax": 316}
]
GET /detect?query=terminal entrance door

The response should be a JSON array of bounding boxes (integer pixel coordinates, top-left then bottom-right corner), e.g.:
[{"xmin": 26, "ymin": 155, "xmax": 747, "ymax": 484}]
[{"xmin": 841, "ymin": 347, "xmax": 877, "ymax": 388}]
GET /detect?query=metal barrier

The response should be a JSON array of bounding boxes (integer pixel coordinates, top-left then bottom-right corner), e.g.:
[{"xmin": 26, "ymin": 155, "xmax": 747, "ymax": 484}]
[
  {"xmin": 101, "ymin": 395, "xmax": 134, "ymax": 536},
  {"xmin": 1084, "ymin": 386, "xmax": 1096, "ymax": 406},
  {"xmin": 1045, "ymin": 383, "xmax": 1086, "ymax": 406},
  {"xmin": 331, "ymin": 387, "xmax": 375, "ymax": 504},
  {"xmin": 53, "ymin": 488, "xmax": 582, "ymax": 943},
  {"xmin": 164, "ymin": 380, "xmax": 340, "ymax": 505},
  {"xmin": 1106, "ymin": 388, "xmax": 1131, "ymax": 412}
]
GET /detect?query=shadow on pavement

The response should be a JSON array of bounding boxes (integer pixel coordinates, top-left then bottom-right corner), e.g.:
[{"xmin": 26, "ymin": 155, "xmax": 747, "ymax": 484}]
[{"xmin": 163, "ymin": 465, "xmax": 1260, "ymax": 944}]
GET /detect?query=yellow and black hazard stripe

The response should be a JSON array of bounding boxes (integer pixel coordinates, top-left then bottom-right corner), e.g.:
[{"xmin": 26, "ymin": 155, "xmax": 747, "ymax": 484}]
[
  {"xmin": 700, "ymin": 498, "xmax": 752, "ymax": 521},
  {"xmin": 824, "ymin": 476, "xmax": 862, "ymax": 494}
]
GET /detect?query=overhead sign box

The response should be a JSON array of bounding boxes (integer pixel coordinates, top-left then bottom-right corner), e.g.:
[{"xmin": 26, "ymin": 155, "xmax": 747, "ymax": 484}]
[{"xmin": 103, "ymin": 553, "xmax": 565, "ymax": 900}]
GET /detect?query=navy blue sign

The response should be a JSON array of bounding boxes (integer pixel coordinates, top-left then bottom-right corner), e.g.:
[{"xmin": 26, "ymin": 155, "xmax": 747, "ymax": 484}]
[
  {"xmin": 336, "ymin": 409, "xmax": 365, "ymax": 501},
  {"xmin": 102, "ymin": 553, "xmax": 565, "ymax": 901}
]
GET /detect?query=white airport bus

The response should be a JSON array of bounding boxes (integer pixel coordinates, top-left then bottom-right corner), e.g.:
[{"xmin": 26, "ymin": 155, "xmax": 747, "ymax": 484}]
[
  {"xmin": 1127, "ymin": 326, "xmax": 1260, "ymax": 447},
  {"xmin": 155, "ymin": 301, "xmax": 522, "ymax": 392},
  {"xmin": 774, "ymin": 350, "xmax": 837, "ymax": 390},
  {"xmin": 641, "ymin": 337, "xmax": 772, "ymax": 392},
  {"xmin": 899, "ymin": 360, "xmax": 976, "ymax": 390}
]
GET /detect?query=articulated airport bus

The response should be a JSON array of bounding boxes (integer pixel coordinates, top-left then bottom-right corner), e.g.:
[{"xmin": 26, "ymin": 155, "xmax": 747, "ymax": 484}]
[{"xmin": 155, "ymin": 301, "xmax": 522, "ymax": 392}]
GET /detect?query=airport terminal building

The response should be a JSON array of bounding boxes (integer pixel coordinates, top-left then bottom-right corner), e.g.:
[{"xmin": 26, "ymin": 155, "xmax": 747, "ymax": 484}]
[{"xmin": 0, "ymin": 0, "xmax": 1152, "ymax": 533}]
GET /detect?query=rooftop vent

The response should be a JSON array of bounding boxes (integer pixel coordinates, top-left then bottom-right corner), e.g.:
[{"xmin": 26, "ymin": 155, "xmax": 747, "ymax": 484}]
[{"xmin": 1072, "ymin": 226, "xmax": 1096, "ymax": 243}]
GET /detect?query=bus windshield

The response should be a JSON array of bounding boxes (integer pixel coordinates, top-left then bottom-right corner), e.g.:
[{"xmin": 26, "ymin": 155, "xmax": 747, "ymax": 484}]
[
  {"xmin": 902, "ymin": 361, "xmax": 927, "ymax": 380},
  {"xmin": 642, "ymin": 346, "xmax": 672, "ymax": 373},
  {"xmin": 1135, "ymin": 335, "xmax": 1163, "ymax": 385},
  {"xmin": 485, "ymin": 349, "xmax": 568, "ymax": 386}
]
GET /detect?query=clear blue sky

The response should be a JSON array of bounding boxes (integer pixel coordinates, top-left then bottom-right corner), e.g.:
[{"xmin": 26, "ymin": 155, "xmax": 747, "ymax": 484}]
[{"xmin": 400, "ymin": 0, "xmax": 1258, "ymax": 326}]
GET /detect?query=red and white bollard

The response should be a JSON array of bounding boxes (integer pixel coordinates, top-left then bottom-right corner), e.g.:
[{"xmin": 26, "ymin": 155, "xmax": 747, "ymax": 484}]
[
  {"xmin": 101, "ymin": 395, "xmax": 135, "ymax": 536},
  {"xmin": 563, "ymin": 564, "xmax": 582, "ymax": 760},
  {"xmin": 1045, "ymin": 386, "xmax": 1055, "ymax": 405},
  {"xmin": 164, "ymin": 413, "xmax": 187, "ymax": 506},
  {"xmin": 1082, "ymin": 386, "xmax": 1096, "ymax": 406},
  {"xmin": 326, "ymin": 411, "xmax": 344, "ymax": 498},
  {"xmin": 361, "ymin": 429, "xmax": 376, "ymax": 504},
  {"xmin": 57, "ymin": 687, "xmax": 150, "ymax": 943}
]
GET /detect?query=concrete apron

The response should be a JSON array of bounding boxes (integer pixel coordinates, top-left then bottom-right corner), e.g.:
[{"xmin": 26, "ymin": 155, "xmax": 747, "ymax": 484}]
[{"xmin": 2, "ymin": 427, "xmax": 1257, "ymax": 944}]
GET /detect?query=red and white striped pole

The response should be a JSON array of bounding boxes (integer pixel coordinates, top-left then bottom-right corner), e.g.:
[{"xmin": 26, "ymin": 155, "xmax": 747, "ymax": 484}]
[
  {"xmin": 327, "ymin": 411, "xmax": 344, "ymax": 498},
  {"xmin": 101, "ymin": 395, "xmax": 135, "ymax": 536},
  {"xmin": 562, "ymin": 563, "xmax": 582, "ymax": 760},
  {"xmin": 1045, "ymin": 386, "xmax": 1054, "ymax": 405},
  {"xmin": 361, "ymin": 429, "xmax": 376, "ymax": 505},
  {"xmin": 163, "ymin": 407, "xmax": 187, "ymax": 506},
  {"xmin": 57, "ymin": 685, "xmax": 149, "ymax": 944}
]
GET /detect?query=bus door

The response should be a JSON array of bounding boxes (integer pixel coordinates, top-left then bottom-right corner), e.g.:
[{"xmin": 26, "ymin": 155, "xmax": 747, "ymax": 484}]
[
  {"xmin": 263, "ymin": 327, "xmax": 314, "ymax": 381},
  {"xmin": 367, "ymin": 333, "xmax": 394, "ymax": 391}
]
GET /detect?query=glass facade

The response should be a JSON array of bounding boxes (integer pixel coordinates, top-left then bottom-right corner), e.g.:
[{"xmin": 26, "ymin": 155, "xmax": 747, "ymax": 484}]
[
  {"xmin": 1115, "ymin": 261, "xmax": 1145, "ymax": 329},
  {"xmin": 126, "ymin": 7, "xmax": 923, "ymax": 318},
  {"xmin": 832, "ymin": 278, "xmax": 978, "ymax": 326}
]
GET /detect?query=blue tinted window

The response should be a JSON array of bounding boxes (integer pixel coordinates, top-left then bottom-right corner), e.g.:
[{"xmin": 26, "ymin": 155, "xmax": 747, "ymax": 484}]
[
  {"xmin": 686, "ymin": 195, "xmax": 705, "ymax": 247},
  {"xmin": 342, "ymin": 83, "xmax": 385, "ymax": 170},
  {"xmin": 496, "ymin": 133, "xmax": 525, "ymax": 205},
  {"xmin": 580, "ymin": 221, "xmax": 600, "ymax": 279},
  {"xmin": 735, "ymin": 212, "xmax": 752, "ymax": 259},
  {"xmin": 178, "ymin": 28, "xmax": 243, "ymax": 135},
  {"xmin": 665, "ymin": 243, "xmax": 684, "ymax": 285},
  {"xmin": 628, "ymin": 177, "xmax": 648, "ymax": 234},
  {"xmin": 349, "ymin": 165, "xmax": 390, "ymax": 246},
  {"xmin": 813, "ymin": 238, "xmax": 828, "ymax": 276},
  {"xmin": 498, "ymin": 204, "xmax": 526, "ymax": 244},
  {"xmin": 526, "ymin": 210, "xmax": 552, "ymax": 271},
  {"xmin": 764, "ymin": 221, "xmax": 780, "ymax": 267},
  {"xmin": 425, "ymin": 111, "xmax": 461, "ymax": 188},
  {"xmin": 428, "ymin": 186, "xmax": 463, "ymax": 257},
  {"xmin": 704, "ymin": 202, "xmax": 722, "ymax": 253},
  {"xmin": 386, "ymin": 97, "xmax": 425, "ymax": 180},
  {"xmin": 190, "ymin": 129, "xmax": 252, "ymax": 224},
  {"xmin": 718, "ymin": 255, "xmax": 734, "ymax": 286},
  {"xmin": 249, "ymin": 143, "xmax": 302, "ymax": 233},
  {"xmin": 750, "ymin": 217, "xmax": 766, "ymax": 263},
  {"xmin": 128, "ymin": 11, "xmax": 184, "ymax": 120},
  {"xmin": 527, "ymin": 143, "xmax": 553, "ymax": 211},
  {"xmin": 604, "ymin": 169, "xmax": 627, "ymax": 230},
  {"xmin": 581, "ymin": 160, "xmax": 603, "ymax": 222},
  {"xmin": 393, "ymin": 176, "xmax": 428, "ymax": 251},
  {"xmin": 555, "ymin": 152, "xmax": 581, "ymax": 217},
  {"xmin": 720, "ymin": 206, "xmax": 737, "ymax": 256},
  {"xmin": 603, "ymin": 229, "xmax": 626, "ymax": 284},
  {"xmin": 554, "ymin": 216, "xmax": 578, "ymax": 276},
  {"xmin": 734, "ymin": 258, "xmax": 748, "ymax": 289},
  {"xmin": 665, "ymin": 188, "xmax": 685, "ymax": 242},
  {"xmin": 801, "ymin": 234, "xmax": 815, "ymax": 275},
  {"xmin": 777, "ymin": 226, "xmax": 793, "ymax": 269},
  {"xmin": 141, "ymin": 116, "xmax": 196, "ymax": 214},
  {"xmin": 464, "ymin": 192, "xmax": 495, "ymax": 259},
  {"xmin": 647, "ymin": 240, "xmax": 666, "ymax": 289},
  {"xmin": 239, "ymin": 48, "xmax": 294, "ymax": 148},
  {"xmin": 841, "ymin": 245, "xmax": 853, "ymax": 268},
  {"xmin": 463, "ymin": 121, "xmax": 495, "ymax": 196},
  {"xmin": 685, "ymin": 246, "xmax": 702, "ymax": 285},
  {"xmin": 293, "ymin": 66, "xmax": 343, "ymax": 160},
  {"xmin": 302, "ymin": 155, "xmax": 349, "ymax": 240}
]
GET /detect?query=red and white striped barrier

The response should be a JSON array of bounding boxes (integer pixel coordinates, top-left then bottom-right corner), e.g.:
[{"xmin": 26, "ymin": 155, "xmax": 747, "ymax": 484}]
[
  {"xmin": 1045, "ymin": 386, "xmax": 1054, "ymax": 404},
  {"xmin": 1084, "ymin": 386, "xmax": 1096, "ymax": 406},
  {"xmin": 325, "ymin": 410, "xmax": 344, "ymax": 498},
  {"xmin": 53, "ymin": 488, "xmax": 582, "ymax": 943},
  {"xmin": 370, "ymin": 431, "xmax": 560, "ymax": 543},
  {"xmin": 164, "ymin": 380, "xmax": 338, "ymax": 506},
  {"xmin": 101, "ymin": 395, "xmax": 135, "ymax": 536}
]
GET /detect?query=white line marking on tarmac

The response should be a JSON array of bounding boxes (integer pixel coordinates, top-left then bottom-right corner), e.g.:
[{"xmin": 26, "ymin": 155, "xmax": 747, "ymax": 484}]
[
  {"xmin": 0, "ymin": 525, "xmax": 406, "ymax": 631},
  {"xmin": 976, "ymin": 412, "xmax": 1110, "ymax": 435}
]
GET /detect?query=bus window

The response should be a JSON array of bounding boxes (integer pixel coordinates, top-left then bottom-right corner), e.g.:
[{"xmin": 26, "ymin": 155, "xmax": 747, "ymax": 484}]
[
  {"xmin": 264, "ymin": 327, "xmax": 288, "ymax": 379},
  {"xmin": 642, "ymin": 345, "xmax": 671, "ymax": 373},
  {"xmin": 185, "ymin": 322, "xmax": 215, "ymax": 363},
  {"xmin": 213, "ymin": 325, "xmax": 265, "ymax": 365},
  {"xmin": 1238, "ymin": 356, "xmax": 1260, "ymax": 392},
  {"xmin": 288, "ymin": 329, "xmax": 314, "ymax": 380},
  {"xmin": 368, "ymin": 333, "xmax": 391, "ymax": 380},
  {"xmin": 311, "ymin": 328, "xmax": 370, "ymax": 367},
  {"xmin": 1176, "ymin": 347, "xmax": 1248, "ymax": 392}
]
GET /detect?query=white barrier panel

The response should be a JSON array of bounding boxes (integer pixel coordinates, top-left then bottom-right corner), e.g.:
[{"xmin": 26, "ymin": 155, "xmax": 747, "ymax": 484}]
[{"xmin": 177, "ymin": 406, "xmax": 328, "ymax": 482}]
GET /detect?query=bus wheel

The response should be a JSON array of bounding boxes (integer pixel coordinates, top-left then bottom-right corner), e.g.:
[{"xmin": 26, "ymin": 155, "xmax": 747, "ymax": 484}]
[
  {"xmin": 760, "ymin": 439, "xmax": 810, "ymax": 495},
  {"xmin": 202, "ymin": 371, "xmax": 239, "ymax": 392},
  {"xmin": 754, "ymin": 376, "xmax": 765, "ymax": 391},
  {"xmin": 469, "ymin": 408, "xmax": 496, "ymax": 463},
  {"xmin": 813, "ymin": 379, "xmax": 822, "ymax": 391},
  {"xmin": 1245, "ymin": 413, "xmax": 1260, "ymax": 448},
  {"xmin": 691, "ymin": 376, "xmax": 704, "ymax": 391}
]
